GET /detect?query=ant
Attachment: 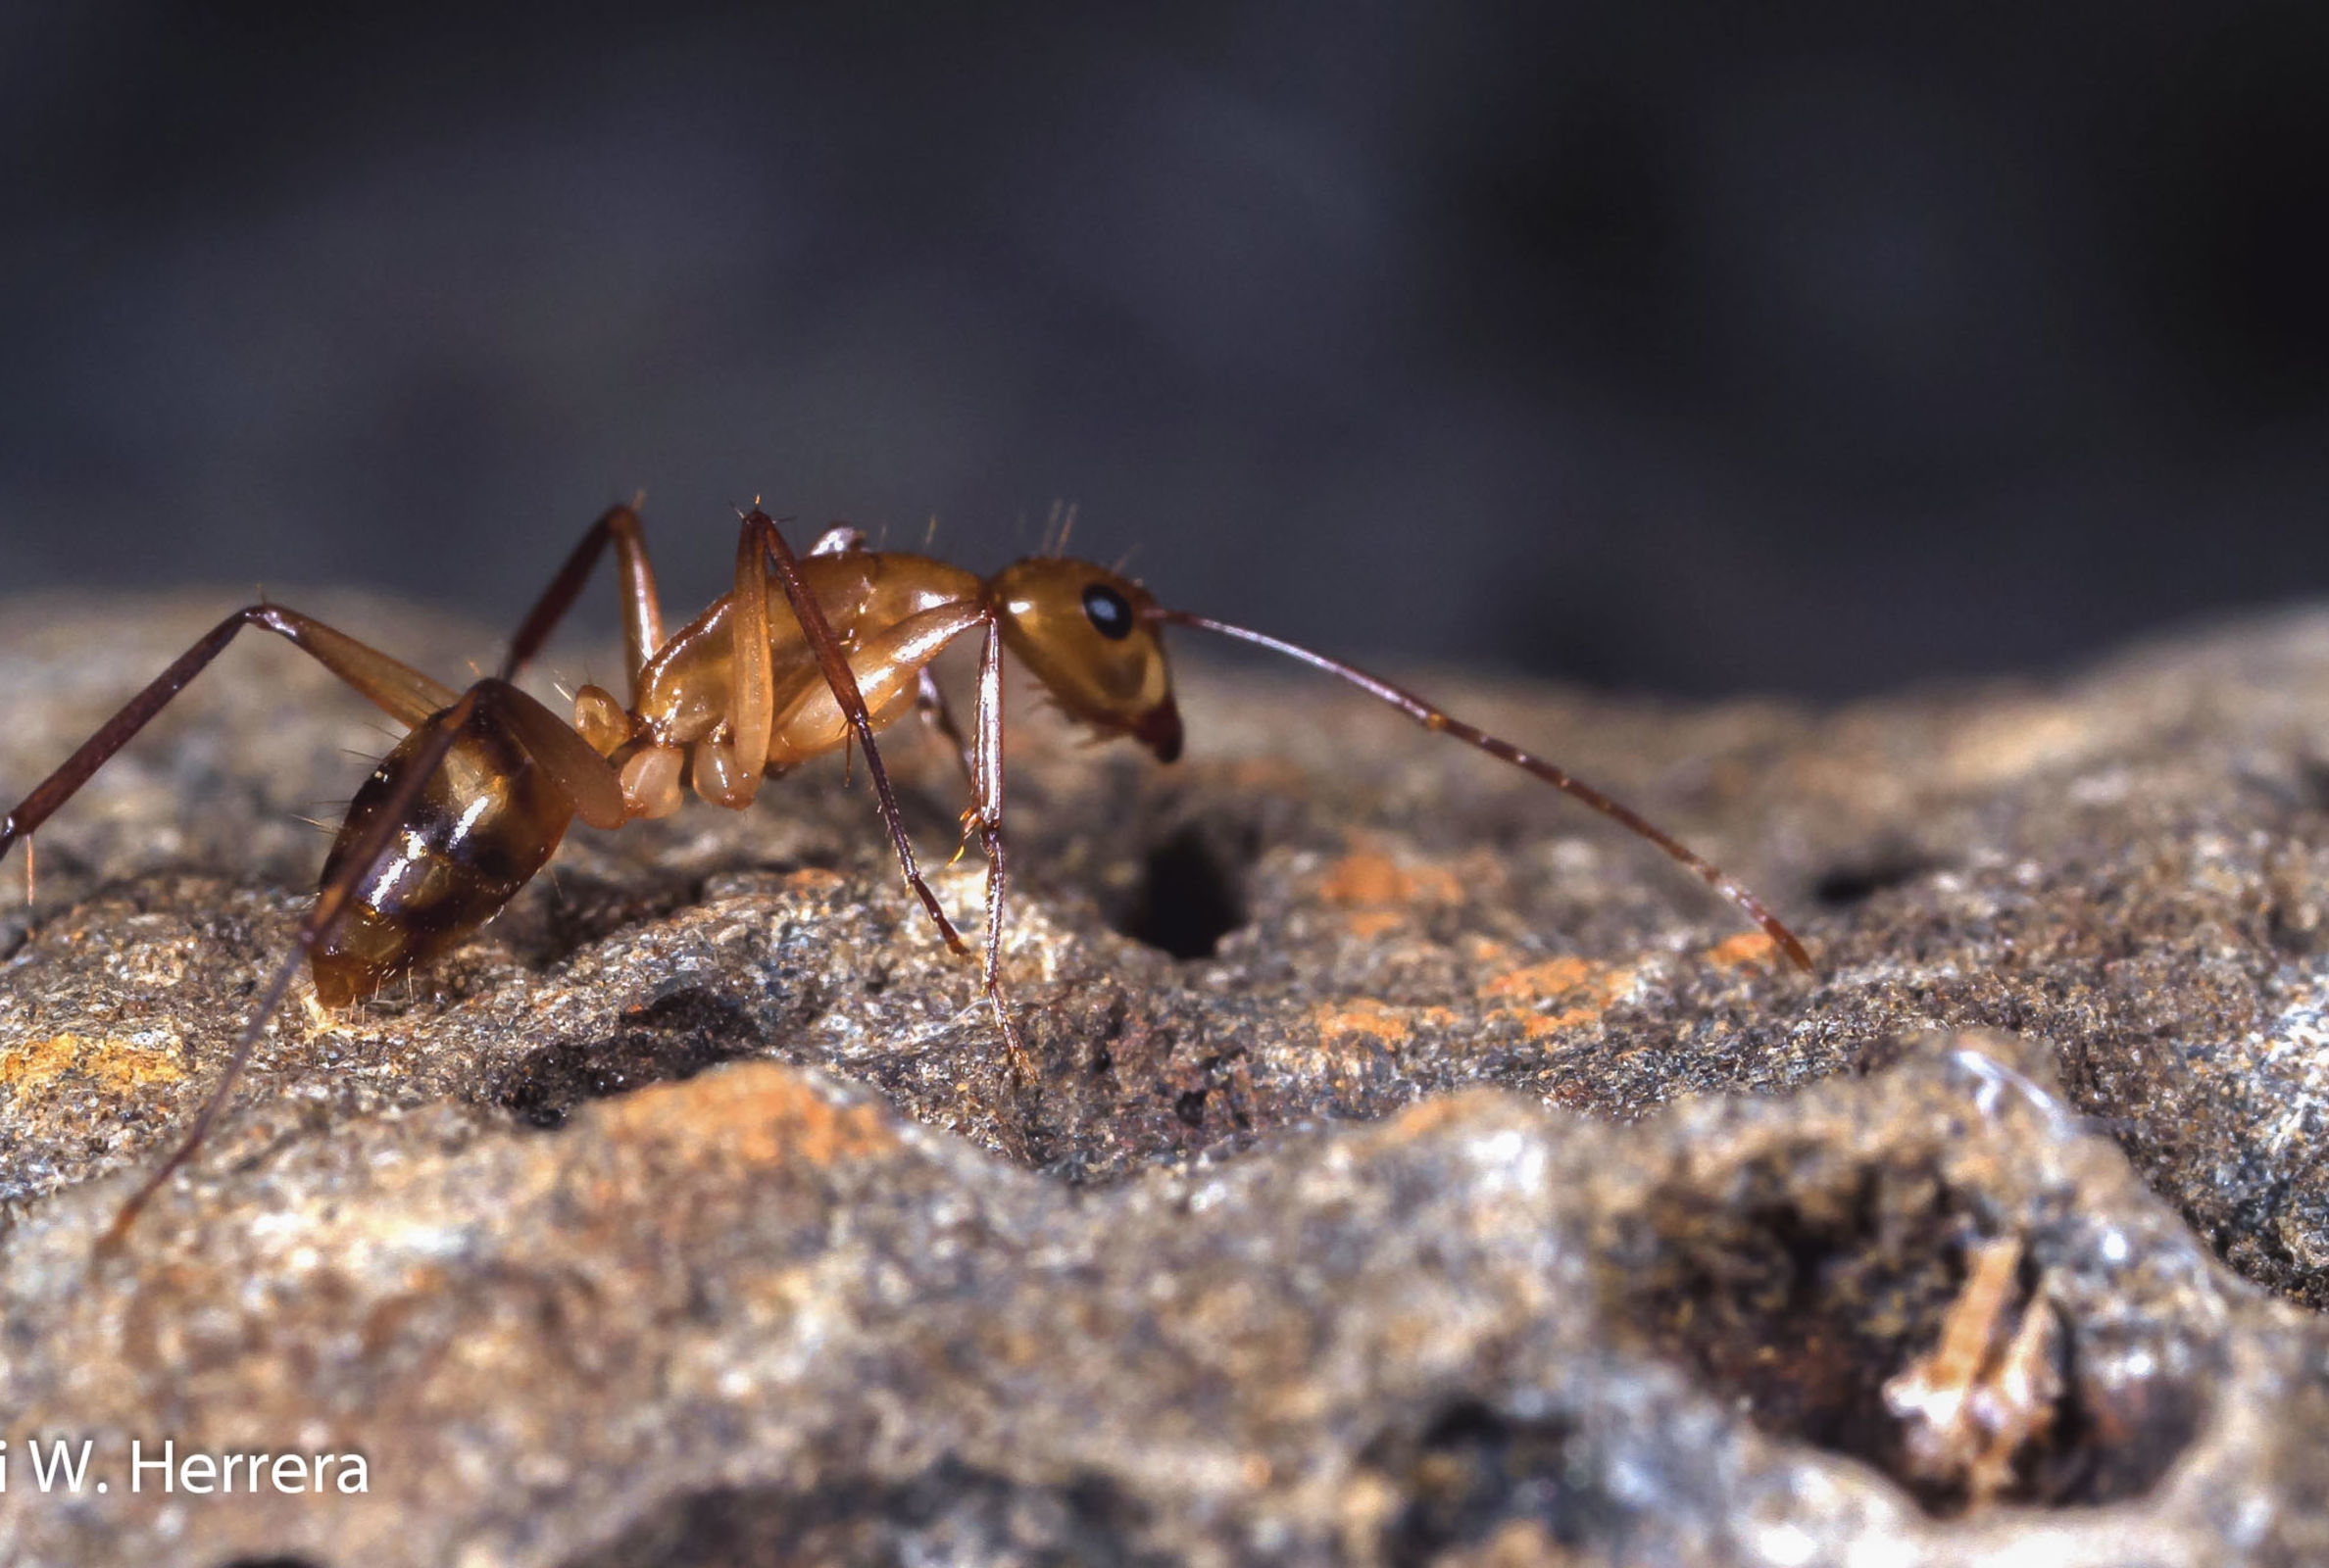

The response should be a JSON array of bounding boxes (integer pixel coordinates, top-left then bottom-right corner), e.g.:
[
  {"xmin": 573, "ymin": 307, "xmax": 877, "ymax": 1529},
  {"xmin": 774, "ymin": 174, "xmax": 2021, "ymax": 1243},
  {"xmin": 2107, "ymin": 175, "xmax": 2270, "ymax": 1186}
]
[{"xmin": 0, "ymin": 505, "xmax": 1810, "ymax": 1246}]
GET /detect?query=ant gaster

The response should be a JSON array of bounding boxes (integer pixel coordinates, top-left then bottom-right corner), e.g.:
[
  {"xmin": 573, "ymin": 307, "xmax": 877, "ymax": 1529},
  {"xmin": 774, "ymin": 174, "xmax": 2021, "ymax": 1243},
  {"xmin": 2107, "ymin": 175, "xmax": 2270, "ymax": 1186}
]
[{"xmin": 0, "ymin": 505, "xmax": 1810, "ymax": 1246}]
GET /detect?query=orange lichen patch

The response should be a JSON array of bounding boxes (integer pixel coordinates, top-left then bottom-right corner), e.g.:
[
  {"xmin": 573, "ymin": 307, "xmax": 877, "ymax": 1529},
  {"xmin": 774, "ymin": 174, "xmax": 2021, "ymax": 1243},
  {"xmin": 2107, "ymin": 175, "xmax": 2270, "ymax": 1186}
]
[
  {"xmin": 1343, "ymin": 909, "xmax": 1405, "ymax": 940},
  {"xmin": 1313, "ymin": 998, "xmax": 1460, "ymax": 1048},
  {"xmin": 1482, "ymin": 956, "xmax": 1601, "ymax": 1003},
  {"xmin": 1703, "ymin": 931, "xmax": 1781, "ymax": 970},
  {"xmin": 1478, "ymin": 956, "xmax": 1644, "ymax": 1040},
  {"xmin": 1511, "ymin": 1000, "xmax": 1617, "ymax": 1041},
  {"xmin": 596, "ymin": 1061, "xmax": 895, "ymax": 1170},
  {"xmin": 1316, "ymin": 850, "xmax": 1465, "ymax": 910},
  {"xmin": 0, "ymin": 1032, "xmax": 185, "ymax": 1096},
  {"xmin": 782, "ymin": 867, "xmax": 849, "ymax": 894}
]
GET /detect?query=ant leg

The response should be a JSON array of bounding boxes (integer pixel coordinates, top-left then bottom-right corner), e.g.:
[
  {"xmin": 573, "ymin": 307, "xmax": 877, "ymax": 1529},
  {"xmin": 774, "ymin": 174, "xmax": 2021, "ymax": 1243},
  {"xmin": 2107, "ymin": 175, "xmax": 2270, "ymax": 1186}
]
[
  {"xmin": 499, "ymin": 502, "xmax": 667, "ymax": 703},
  {"xmin": 715, "ymin": 512, "xmax": 778, "ymax": 806},
  {"xmin": 99, "ymin": 676, "xmax": 622, "ymax": 1252},
  {"xmin": 967, "ymin": 614, "xmax": 1031, "ymax": 1075},
  {"xmin": 97, "ymin": 683, "xmax": 485, "ymax": 1252},
  {"xmin": 747, "ymin": 512, "xmax": 970, "ymax": 956},
  {"xmin": 475, "ymin": 679, "xmax": 628, "ymax": 830},
  {"xmin": 916, "ymin": 669, "xmax": 978, "ymax": 797},
  {"xmin": 1, "ymin": 606, "xmax": 454, "ymax": 865}
]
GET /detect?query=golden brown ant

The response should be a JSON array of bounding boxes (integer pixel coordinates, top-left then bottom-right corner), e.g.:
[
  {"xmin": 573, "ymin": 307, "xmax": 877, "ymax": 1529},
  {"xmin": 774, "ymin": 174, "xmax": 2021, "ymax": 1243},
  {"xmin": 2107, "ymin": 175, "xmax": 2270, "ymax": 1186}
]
[{"xmin": 0, "ymin": 505, "xmax": 1809, "ymax": 1244}]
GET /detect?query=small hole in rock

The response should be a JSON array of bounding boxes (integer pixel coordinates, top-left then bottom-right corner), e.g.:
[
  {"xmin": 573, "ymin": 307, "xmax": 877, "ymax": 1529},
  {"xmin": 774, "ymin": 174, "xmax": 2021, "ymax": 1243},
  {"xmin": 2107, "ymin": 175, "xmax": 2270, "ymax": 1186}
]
[
  {"xmin": 494, "ymin": 987, "xmax": 768, "ymax": 1128},
  {"xmin": 1115, "ymin": 825, "xmax": 1249, "ymax": 959},
  {"xmin": 496, "ymin": 870, "xmax": 697, "ymax": 973},
  {"xmin": 1611, "ymin": 1156, "xmax": 2209, "ymax": 1515},
  {"xmin": 1812, "ymin": 856, "xmax": 1934, "ymax": 908}
]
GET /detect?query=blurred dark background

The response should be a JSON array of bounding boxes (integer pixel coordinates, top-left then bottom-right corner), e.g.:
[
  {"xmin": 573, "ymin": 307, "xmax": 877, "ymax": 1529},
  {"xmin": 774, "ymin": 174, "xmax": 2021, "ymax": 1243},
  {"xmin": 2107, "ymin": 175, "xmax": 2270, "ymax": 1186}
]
[{"xmin": 7, "ymin": 1, "xmax": 2329, "ymax": 698}]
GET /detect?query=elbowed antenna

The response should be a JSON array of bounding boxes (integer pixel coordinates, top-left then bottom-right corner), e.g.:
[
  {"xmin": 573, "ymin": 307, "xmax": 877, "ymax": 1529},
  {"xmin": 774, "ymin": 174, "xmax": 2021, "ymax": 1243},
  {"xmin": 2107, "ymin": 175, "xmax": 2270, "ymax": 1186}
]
[{"xmin": 1145, "ymin": 608, "xmax": 1813, "ymax": 971}]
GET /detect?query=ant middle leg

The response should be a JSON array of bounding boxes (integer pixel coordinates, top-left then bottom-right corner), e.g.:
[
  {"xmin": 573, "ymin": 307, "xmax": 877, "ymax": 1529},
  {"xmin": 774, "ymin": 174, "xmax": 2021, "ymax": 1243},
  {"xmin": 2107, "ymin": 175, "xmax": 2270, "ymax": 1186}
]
[
  {"xmin": 494, "ymin": 501, "xmax": 686, "ymax": 819},
  {"xmin": 499, "ymin": 502, "xmax": 668, "ymax": 701}
]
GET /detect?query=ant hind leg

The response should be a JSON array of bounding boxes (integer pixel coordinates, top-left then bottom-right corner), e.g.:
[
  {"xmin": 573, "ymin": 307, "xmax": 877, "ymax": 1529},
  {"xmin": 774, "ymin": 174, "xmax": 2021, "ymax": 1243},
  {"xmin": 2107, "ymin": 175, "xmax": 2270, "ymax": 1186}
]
[
  {"xmin": 94, "ymin": 683, "xmax": 485, "ymax": 1254},
  {"xmin": 95, "ymin": 675, "xmax": 623, "ymax": 1253},
  {"xmin": 2, "ymin": 605, "xmax": 453, "ymax": 867}
]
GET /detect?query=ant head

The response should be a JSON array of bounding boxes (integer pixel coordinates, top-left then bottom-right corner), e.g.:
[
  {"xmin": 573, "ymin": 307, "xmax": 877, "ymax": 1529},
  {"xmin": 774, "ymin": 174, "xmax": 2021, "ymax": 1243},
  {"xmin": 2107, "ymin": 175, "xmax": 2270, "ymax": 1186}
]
[{"xmin": 991, "ymin": 558, "xmax": 1183, "ymax": 761}]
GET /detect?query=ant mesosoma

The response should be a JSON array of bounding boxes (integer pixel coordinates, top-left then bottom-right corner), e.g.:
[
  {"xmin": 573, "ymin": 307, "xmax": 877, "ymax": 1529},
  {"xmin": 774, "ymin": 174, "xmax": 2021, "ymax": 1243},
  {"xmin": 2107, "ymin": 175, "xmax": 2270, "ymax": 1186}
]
[{"xmin": 0, "ymin": 505, "xmax": 1810, "ymax": 1245}]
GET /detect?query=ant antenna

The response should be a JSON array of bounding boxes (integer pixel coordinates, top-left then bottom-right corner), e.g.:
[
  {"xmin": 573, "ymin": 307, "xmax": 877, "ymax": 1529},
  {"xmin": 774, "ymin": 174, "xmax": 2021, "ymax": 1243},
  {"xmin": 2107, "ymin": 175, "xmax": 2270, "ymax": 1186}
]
[{"xmin": 1146, "ymin": 608, "xmax": 1812, "ymax": 970}]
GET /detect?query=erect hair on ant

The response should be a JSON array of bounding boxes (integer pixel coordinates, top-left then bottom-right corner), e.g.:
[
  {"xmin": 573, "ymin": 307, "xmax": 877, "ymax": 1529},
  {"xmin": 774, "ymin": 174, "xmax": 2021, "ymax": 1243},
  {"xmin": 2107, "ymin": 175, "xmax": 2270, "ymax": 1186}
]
[{"xmin": 0, "ymin": 504, "xmax": 1809, "ymax": 1248}]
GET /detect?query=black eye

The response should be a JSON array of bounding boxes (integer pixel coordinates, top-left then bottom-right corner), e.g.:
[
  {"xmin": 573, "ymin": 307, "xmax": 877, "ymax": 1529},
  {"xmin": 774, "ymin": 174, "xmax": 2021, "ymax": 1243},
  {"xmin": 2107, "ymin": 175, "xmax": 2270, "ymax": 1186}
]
[{"xmin": 1081, "ymin": 583, "xmax": 1134, "ymax": 640}]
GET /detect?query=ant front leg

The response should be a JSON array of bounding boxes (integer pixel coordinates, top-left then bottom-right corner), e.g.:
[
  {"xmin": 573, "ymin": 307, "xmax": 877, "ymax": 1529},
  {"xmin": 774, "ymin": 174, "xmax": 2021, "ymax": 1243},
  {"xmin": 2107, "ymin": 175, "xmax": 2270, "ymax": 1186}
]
[
  {"xmin": 747, "ymin": 512, "xmax": 971, "ymax": 956},
  {"xmin": 967, "ymin": 613, "xmax": 1031, "ymax": 1075}
]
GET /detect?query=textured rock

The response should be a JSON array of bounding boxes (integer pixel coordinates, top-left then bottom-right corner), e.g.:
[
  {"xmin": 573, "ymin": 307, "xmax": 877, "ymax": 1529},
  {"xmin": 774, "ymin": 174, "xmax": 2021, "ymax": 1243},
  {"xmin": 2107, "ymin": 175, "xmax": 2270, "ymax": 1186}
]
[{"xmin": 3, "ymin": 591, "xmax": 2329, "ymax": 1564}]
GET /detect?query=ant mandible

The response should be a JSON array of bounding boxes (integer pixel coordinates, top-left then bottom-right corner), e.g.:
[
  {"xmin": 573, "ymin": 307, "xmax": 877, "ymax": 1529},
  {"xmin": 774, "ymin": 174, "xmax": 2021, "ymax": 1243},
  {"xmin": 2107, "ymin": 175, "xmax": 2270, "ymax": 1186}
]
[{"xmin": 0, "ymin": 504, "xmax": 1811, "ymax": 1246}]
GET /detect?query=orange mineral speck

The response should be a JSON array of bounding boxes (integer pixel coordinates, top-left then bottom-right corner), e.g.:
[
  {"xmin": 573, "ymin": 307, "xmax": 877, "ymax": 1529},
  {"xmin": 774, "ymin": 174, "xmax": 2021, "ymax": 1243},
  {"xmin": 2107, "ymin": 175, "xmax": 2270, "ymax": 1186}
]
[
  {"xmin": 1703, "ymin": 931, "xmax": 1780, "ymax": 970},
  {"xmin": 1312, "ymin": 998, "xmax": 1461, "ymax": 1048},
  {"xmin": 1479, "ymin": 956, "xmax": 1643, "ymax": 1039},
  {"xmin": 0, "ymin": 1032, "xmax": 186, "ymax": 1096},
  {"xmin": 1316, "ymin": 849, "xmax": 1464, "ymax": 910},
  {"xmin": 598, "ymin": 1061, "xmax": 895, "ymax": 1170},
  {"xmin": 1481, "ymin": 956, "xmax": 1600, "ymax": 1003}
]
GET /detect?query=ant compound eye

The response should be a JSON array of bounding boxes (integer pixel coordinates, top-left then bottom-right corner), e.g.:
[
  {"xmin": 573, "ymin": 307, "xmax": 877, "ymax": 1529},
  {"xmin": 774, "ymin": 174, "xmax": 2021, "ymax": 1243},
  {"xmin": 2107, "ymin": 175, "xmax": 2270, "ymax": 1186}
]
[{"xmin": 1081, "ymin": 583, "xmax": 1135, "ymax": 640}]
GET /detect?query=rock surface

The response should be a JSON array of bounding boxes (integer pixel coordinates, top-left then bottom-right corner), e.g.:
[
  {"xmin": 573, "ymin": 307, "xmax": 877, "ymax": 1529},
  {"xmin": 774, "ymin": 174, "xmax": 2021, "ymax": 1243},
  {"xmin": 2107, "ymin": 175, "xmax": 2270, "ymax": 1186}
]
[{"xmin": 2, "ymin": 590, "xmax": 2328, "ymax": 1565}]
